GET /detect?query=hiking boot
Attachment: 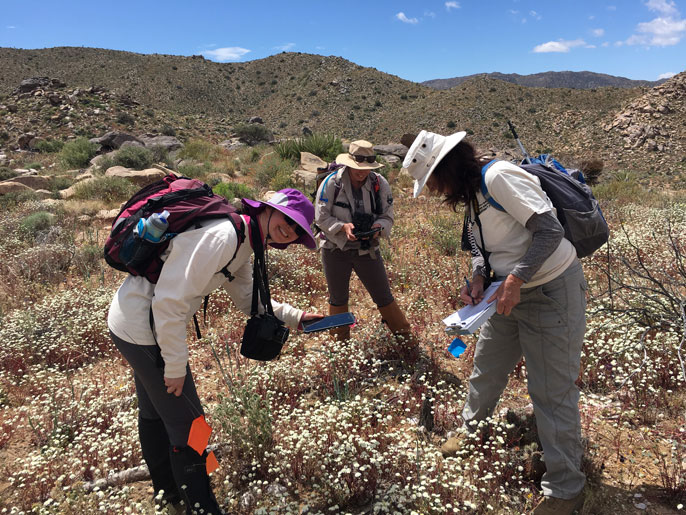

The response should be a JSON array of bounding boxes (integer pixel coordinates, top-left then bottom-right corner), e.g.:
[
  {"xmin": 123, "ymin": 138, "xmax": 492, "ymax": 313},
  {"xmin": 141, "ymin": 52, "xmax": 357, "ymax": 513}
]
[{"xmin": 532, "ymin": 489, "xmax": 585, "ymax": 515}]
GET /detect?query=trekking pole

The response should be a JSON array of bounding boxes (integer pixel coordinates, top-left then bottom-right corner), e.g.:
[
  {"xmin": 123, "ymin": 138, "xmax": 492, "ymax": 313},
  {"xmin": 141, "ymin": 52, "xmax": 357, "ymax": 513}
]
[{"xmin": 507, "ymin": 120, "xmax": 532, "ymax": 164}]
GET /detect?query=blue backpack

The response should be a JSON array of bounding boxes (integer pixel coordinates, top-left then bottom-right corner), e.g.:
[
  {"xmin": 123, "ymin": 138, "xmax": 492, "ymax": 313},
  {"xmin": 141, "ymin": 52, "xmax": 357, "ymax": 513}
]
[{"xmin": 480, "ymin": 158, "xmax": 609, "ymax": 258}]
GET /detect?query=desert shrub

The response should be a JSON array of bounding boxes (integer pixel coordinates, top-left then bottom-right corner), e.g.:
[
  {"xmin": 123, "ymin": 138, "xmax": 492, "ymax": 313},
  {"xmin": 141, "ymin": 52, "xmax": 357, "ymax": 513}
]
[
  {"xmin": 274, "ymin": 133, "xmax": 343, "ymax": 162},
  {"xmin": 592, "ymin": 170, "xmax": 644, "ymax": 203},
  {"xmin": 233, "ymin": 123, "xmax": 272, "ymax": 145},
  {"xmin": 178, "ymin": 139, "xmax": 221, "ymax": 162},
  {"xmin": 429, "ymin": 213, "xmax": 461, "ymax": 256},
  {"xmin": 160, "ymin": 124, "xmax": 176, "ymax": 136},
  {"xmin": 212, "ymin": 181, "xmax": 255, "ymax": 200},
  {"xmin": 59, "ymin": 138, "xmax": 98, "ymax": 169},
  {"xmin": 0, "ymin": 167, "xmax": 17, "ymax": 181},
  {"xmin": 71, "ymin": 176, "xmax": 136, "ymax": 203},
  {"xmin": 111, "ymin": 146, "xmax": 154, "ymax": 170},
  {"xmin": 72, "ymin": 243, "xmax": 103, "ymax": 278},
  {"xmin": 116, "ymin": 112, "xmax": 135, "ymax": 125},
  {"xmin": 51, "ymin": 176, "xmax": 74, "ymax": 192},
  {"xmin": 19, "ymin": 211, "xmax": 54, "ymax": 241},
  {"xmin": 148, "ymin": 144, "xmax": 171, "ymax": 165},
  {"xmin": 178, "ymin": 161, "xmax": 212, "ymax": 179},
  {"xmin": 34, "ymin": 139, "xmax": 64, "ymax": 153},
  {"xmin": 252, "ymin": 153, "xmax": 293, "ymax": 188}
]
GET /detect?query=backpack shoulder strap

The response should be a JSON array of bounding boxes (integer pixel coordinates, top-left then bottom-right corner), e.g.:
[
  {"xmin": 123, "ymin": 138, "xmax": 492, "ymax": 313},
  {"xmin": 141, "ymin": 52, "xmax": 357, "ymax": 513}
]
[
  {"xmin": 369, "ymin": 172, "xmax": 383, "ymax": 215},
  {"xmin": 318, "ymin": 171, "xmax": 339, "ymax": 203},
  {"xmin": 219, "ymin": 212, "xmax": 246, "ymax": 282},
  {"xmin": 480, "ymin": 160, "xmax": 505, "ymax": 212}
]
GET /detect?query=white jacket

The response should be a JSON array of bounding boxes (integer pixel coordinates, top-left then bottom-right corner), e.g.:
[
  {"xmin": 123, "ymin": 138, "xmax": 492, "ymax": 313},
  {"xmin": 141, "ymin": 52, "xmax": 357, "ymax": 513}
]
[{"xmin": 108, "ymin": 215, "xmax": 303, "ymax": 378}]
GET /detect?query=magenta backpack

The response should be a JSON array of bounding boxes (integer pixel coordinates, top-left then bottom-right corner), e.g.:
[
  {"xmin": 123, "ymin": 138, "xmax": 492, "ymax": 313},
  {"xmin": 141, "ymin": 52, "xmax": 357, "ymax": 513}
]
[{"xmin": 104, "ymin": 174, "xmax": 244, "ymax": 283}]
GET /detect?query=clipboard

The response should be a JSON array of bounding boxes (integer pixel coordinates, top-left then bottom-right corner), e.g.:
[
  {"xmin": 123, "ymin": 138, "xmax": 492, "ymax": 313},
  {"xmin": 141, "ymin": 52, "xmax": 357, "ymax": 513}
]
[{"xmin": 442, "ymin": 281, "xmax": 502, "ymax": 334}]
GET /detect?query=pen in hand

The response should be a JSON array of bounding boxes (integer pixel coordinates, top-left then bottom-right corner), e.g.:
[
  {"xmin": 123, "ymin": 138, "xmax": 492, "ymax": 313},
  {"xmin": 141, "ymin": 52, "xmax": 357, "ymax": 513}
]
[{"xmin": 464, "ymin": 276, "xmax": 476, "ymax": 304}]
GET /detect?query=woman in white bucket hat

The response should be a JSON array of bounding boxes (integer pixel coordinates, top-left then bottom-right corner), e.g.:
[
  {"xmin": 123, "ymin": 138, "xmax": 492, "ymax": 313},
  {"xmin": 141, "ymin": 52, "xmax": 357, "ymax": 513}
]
[
  {"xmin": 314, "ymin": 140, "xmax": 418, "ymax": 357},
  {"xmin": 404, "ymin": 131, "xmax": 587, "ymax": 515}
]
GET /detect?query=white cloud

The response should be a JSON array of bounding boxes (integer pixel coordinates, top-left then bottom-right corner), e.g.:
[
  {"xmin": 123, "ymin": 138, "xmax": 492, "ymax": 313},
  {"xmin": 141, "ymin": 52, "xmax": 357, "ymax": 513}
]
[
  {"xmin": 529, "ymin": 10, "xmax": 542, "ymax": 20},
  {"xmin": 658, "ymin": 71, "xmax": 676, "ymax": 79},
  {"xmin": 6, "ymin": 25, "xmax": 15, "ymax": 29},
  {"xmin": 424, "ymin": 10, "xmax": 436, "ymax": 18},
  {"xmin": 509, "ymin": 9, "xmax": 519, "ymax": 15},
  {"xmin": 274, "ymin": 43, "xmax": 296, "ymax": 51},
  {"xmin": 396, "ymin": 12, "xmax": 418, "ymax": 24},
  {"xmin": 607, "ymin": 5, "xmax": 617, "ymax": 11},
  {"xmin": 627, "ymin": 16, "xmax": 686, "ymax": 45},
  {"xmin": 445, "ymin": 1, "xmax": 460, "ymax": 10},
  {"xmin": 646, "ymin": 0, "xmax": 679, "ymax": 16},
  {"xmin": 202, "ymin": 47, "xmax": 251, "ymax": 62},
  {"xmin": 592, "ymin": 28, "xmax": 605, "ymax": 37},
  {"xmin": 533, "ymin": 39, "xmax": 587, "ymax": 53}
]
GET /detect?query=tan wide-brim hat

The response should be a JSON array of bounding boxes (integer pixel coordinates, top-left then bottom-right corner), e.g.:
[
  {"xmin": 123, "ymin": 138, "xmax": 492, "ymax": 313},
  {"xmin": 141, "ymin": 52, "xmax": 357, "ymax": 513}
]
[
  {"xmin": 402, "ymin": 130, "xmax": 467, "ymax": 197},
  {"xmin": 335, "ymin": 140, "xmax": 384, "ymax": 170}
]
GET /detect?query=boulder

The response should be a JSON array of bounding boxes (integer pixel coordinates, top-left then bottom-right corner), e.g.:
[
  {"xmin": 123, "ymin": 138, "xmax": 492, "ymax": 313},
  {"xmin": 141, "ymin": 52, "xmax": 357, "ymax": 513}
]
[
  {"xmin": 291, "ymin": 169, "xmax": 318, "ymax": 190},
  {"xmin": 34, "ymin": 189, "xmax": 53, "ymax": 199},
  {"xmin": 299, "ymin": 152, "xmax": 328, "ymax": 173},
  {"xmin": 13, "ymin": 168, "xmax": 38, "ymax": 176},
  {"xmin": 105, "ymin": 167, "xmax": 166, "ymax": 187},
  {"xmin": 207, "ymin": 173, "xmax": 233, "ymax": 184},
  {"xmin": 59, "ymin": 178, "xmax": 94, "ymax": 199},
  {"xmin": 120, "ymin": 140, "xmax": 144, "ymax": 149},
  {"xmin": 374, "ymin": 144, "xmax": 409, "ymax": 159},
  {"xmin": 219, "ymin": 138, "xmax": 246, "ymax": 151},
  {"xmin": 5, "ymin": 175, "xmax": 52, "ymax": 190},
  {"xmin": 0, "ymin": 154, "xmax": 7, "ymax": 165},
  {"xmin": 380, "ymin": 155, "xmax": 401, "ymax": 165},
  {"xmin": 17, "ymin": 133, "xmax": 36, "ymax": 150},
  {"xmin": 248, "ymin": 116, "xmax": 264, "ymax": 124},
  {"xmin": 138, "ymin": 135, "xmax": 183, "ymax": 151},
  {"xmin": 96, "ymin": 208, "xmax": 120, "ymax": 221},
  {"xmin": 27, "ymin": 137, "xmax": 46, "ymax": 151},
  {"xmin": 90, "ymin": 131, "xmax": 142, "ymax": 150},
  {"xmin": 0, "ymin": 181, "xmax": 33, "ymax": 195},
  {"xmin": 16, "ymin": 77, "xmax": 64, "ymax": 94}
]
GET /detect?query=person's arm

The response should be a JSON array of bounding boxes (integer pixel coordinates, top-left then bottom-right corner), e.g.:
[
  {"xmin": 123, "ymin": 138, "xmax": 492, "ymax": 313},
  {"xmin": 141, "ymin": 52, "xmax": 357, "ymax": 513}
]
[
  {"xmin": 315, "ymin": 176, "xmax": 346, "ymax": 236},
  {"xmin": 510, "ymin": 211, "xmax": 564, "ymax": 283},
  {"xmin": 153, "ymin": 230, "xmax": 238, "ymax": 381},
  {"xmin": 372, "ymin": 177, "xmax": 394, "ymax": 238}
]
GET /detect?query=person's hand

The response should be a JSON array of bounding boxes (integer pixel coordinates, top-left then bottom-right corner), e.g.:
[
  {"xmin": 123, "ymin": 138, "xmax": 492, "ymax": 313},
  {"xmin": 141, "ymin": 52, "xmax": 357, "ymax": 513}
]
[
  {"xmin": 488, "ymin": 274, "xmax": 523, "ymax": 316},
  {"xmin": 298, "ymin": 312, "xmax": 324, "ymax": 330},
  {"xmin": 372, "ymin": 223, "xmax": 382, "ymax": 239},
  {"xmin": 342, "ymin": 223, "xmax": 357, "ymax": 241},
  {"xmin": 460, "ymin": 275, "xmax": 485, "ymax": 305},
  {"xmin": 164, "ymin": 375, "xmax": 185, "ymax": 397}
]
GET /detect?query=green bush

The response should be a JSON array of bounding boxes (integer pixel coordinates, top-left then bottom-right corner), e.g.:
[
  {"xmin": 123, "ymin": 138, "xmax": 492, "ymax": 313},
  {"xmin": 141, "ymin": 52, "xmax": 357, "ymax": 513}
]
[
  {"xmin": 59, "ymin": 138, "xmax": 99, "ymax": 169},
  {"xmin": 0, "ymin": 167, "xmax": 18, "ymax": 181},
  {"xmin": 112, "ymin": 146, "xmax": 154, "ymax": 170},
  {"xmin": 34, "ymin": 139, "xmax": 64, "ymax": 153},
  {"xmin": 234, "ymin": 123, "xmax": 272, "ymax": 145},
  {"xmin": 253, "ymin": 153, "xmax": 293, "ymax": 188},
  {"xmin": 212, "ymin": 181, "xmax": 255, "ymax": 200},
  {"xmin": 71, "ymin": 176, "xmax": 137, "ymax": 203},
  {"xmin": 178, "ymin": 139, "xmax": 221, "ymax": 162},
  {"xmin": 274, "ymin": 133, "xmax": 343, "ymax": 163},
  {"xmin": 116, "ymin": 112, "xmax": 135, "ymax": 126},
  {"xmin": 19, "ymin": 212, "xmax": 54, "ymax": 240},
  {"xmin": 178, "ymin": 161, "xmax": 212, "ymax": 179}
]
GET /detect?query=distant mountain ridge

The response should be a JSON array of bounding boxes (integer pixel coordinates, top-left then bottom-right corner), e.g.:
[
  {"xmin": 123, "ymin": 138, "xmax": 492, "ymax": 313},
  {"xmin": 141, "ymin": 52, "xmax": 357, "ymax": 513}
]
[
  {"xmin": 0, "ymin": 47, "xmax": 684, "ymax": 176},
  {"xmin": 422, "ymin": 71, "xmax": 666, "ymax": 90}
]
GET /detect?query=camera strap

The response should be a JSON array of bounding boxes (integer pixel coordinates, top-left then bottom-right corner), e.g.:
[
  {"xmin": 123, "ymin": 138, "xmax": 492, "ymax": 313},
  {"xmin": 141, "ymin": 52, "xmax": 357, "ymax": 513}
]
[{"xmin": 249, "ymin": 217, "xmax": 275, "ymax": 317}]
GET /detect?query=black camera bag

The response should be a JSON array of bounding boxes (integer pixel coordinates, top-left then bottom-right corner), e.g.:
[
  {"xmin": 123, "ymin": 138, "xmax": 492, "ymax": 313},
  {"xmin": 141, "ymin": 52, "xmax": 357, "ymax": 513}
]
[{"xmin": 240, "ymin": 218, "xmax": 289, "ymax": 360}]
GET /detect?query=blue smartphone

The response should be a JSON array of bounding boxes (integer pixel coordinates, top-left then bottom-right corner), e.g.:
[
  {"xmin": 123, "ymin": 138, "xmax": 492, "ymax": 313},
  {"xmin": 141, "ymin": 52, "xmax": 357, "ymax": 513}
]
[{"xmin": 302, "ymin": 312, "xmax": 356, "ymax": 333}]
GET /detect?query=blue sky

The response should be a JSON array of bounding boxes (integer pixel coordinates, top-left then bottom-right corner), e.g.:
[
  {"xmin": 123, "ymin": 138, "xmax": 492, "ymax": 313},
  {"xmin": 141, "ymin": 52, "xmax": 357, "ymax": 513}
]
[{"xmin": 1, "ymin": 0, "xmax": 684, "ymax": 82}]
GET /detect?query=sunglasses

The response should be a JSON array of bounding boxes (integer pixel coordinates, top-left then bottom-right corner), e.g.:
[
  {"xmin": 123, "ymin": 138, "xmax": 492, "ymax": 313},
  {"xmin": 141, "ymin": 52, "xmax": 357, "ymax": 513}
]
[
  {"xmin": 349, "ymin": 153, "xmax": 377, "ymax": 164},
  {"xmin": 285, "ymin": 216, "xmax": 306, "ymax": 237}
]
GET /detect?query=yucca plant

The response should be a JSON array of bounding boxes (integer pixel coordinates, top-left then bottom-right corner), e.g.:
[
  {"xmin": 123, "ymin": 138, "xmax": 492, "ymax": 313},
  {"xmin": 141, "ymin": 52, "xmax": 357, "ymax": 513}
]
[{"xmin": 275, "ymin": 133, "xmax": 343, "ymax": 163}]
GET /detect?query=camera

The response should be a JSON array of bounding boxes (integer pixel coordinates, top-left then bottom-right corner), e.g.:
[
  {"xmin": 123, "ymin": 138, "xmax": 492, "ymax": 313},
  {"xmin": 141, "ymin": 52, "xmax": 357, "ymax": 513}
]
[
  {"xmin": 241, "ymin": 313, "xmax": 290, "ymax": 361},
  {"xmin": 352, "ymin": 212, "xmax": 378, "ymax": 248}
]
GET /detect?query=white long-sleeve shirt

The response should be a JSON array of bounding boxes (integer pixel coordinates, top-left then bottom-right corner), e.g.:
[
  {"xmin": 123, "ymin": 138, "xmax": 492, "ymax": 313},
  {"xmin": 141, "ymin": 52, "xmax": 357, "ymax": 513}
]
[{"xmin": 108, "ymin": 216, "xmax": 303, "ymax": 378}]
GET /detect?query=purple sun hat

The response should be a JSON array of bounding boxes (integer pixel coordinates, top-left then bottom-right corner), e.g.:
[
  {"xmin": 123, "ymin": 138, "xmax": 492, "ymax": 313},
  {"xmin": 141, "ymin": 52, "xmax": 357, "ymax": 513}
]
[{"xmin": 241, "ymin": 188, "xmax": 316, "ymax": 249}]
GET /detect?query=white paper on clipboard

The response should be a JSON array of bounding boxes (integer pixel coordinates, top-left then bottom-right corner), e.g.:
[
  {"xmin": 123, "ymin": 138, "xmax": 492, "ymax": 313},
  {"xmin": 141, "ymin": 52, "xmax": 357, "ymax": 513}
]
[{"xmin": 442, "ymin": 281, "xmax": 502, "ymax": 334}]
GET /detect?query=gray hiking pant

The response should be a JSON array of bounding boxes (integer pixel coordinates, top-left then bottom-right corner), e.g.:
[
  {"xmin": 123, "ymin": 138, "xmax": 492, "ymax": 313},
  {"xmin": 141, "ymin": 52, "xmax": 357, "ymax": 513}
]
[
  {"xmin": 321, "ymin": 247, "xmax": 394, "ymax": 307},
  {"xmin": 462, "ymin": 260, "xmax": 587, "ymax": 499}
]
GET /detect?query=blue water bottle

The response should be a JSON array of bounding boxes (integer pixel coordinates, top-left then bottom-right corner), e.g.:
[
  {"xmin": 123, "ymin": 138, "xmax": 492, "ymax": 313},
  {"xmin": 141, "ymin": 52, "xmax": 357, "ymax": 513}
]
[{"xmin": 136, "ymin": 210, "xmax": 170, "ymax": 243}]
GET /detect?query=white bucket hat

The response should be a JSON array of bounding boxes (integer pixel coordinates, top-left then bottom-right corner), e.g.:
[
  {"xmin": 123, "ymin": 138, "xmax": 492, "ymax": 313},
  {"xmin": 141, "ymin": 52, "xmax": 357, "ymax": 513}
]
[{"xmin": 402, "ymin": 130, "xmax": 466, "ymax": 198}]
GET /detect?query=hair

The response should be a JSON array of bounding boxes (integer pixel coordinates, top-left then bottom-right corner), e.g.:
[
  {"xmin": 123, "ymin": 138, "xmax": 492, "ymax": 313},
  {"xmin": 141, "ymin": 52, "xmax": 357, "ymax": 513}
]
[{"xmin": 429, "ymin": 139, "xmax": 486, "ymax": 212}]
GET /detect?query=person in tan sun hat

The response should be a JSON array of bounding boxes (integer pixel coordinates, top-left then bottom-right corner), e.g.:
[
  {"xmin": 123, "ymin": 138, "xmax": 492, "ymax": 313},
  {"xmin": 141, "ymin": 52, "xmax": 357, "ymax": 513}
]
[
  {"xmin": 314, "ymin": 140, "xmax": 418, "ymax": 358},
  {"xmin": 404, "ymin": 130, "xmax": 587, "ymax": 515}
]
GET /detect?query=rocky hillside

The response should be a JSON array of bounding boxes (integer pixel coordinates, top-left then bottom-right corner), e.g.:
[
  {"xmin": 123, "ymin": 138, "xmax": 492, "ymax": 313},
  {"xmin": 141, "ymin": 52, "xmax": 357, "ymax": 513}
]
[
  {"xmin": 1, "ymin": 47, "xmax": 684, "ymax": 177},
  {"xmin": 422, "ymin": 71, "xmax": 666, "ymax": 90}
]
